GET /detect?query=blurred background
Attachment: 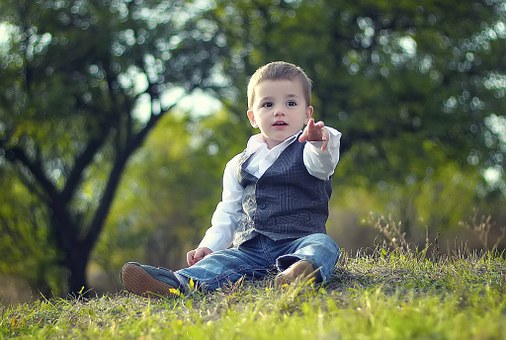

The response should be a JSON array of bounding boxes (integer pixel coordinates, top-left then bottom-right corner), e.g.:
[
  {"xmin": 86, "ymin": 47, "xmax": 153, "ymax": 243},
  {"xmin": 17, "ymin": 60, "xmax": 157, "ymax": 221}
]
[{"xmin": 1, "ymin": 0, "xmax": 505, "ymax": 304}]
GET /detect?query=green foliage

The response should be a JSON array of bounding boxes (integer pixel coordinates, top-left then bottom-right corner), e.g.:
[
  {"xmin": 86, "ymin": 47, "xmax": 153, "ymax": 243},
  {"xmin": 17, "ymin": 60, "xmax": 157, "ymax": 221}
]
[
  {"xmin": 201, "ymin": 0, "xmax": 506, "ymax": 250},
  {"xmin": 0, "ymin": 0, "xmax": 227, "ymax": 293},
  {"xmin": 94, "ymin": 110, "xmax": 246, "ymax": 274},
  {"xmin": 0, "ymin": 166, "xmax": 64, "ymax": 295},
  {"xmin": 328, "ymin": 161, "xmax": 484, "ymax": 242},
  {"xmin": 2, "ymin": 249, "xmax": 505, "ymax": 339},
  {"xmin": 209, "ymin": 0, "xmax": 506, "ymax": 188},
  {"xmin": 1, "ymin": 0, "xmax": 505, "ymax": 298}
]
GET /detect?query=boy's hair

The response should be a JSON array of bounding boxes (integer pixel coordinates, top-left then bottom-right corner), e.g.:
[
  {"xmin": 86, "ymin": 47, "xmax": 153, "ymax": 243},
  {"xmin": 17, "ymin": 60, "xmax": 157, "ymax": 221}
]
[{"xmin": 247, "ymin": 61, "xmax": 312, "ymax": 109}]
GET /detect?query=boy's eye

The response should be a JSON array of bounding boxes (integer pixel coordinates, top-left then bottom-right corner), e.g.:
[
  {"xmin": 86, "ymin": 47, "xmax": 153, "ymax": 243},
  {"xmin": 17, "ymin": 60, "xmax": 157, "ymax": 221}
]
[
  {"xmin": 262, "ymin": 102, "xmax": 273, "ymax": 108},
  {"xmin": 287, "ymin": 100, "xmax": 297, "ymax": 107}
]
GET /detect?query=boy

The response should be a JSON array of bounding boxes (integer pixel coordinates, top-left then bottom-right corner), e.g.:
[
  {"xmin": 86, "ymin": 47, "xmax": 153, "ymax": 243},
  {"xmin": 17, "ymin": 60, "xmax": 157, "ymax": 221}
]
[{"xmin": 121, "ymin": 61, "xmax": 342, "ymax": 296}]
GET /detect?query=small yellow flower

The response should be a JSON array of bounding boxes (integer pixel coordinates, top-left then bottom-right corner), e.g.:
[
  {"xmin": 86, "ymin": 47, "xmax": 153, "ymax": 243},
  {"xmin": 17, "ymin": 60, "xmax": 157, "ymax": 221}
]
[
  {"xmin": 169, "ymin": 288, "xmax": 182, "ymax": 296},
  {"xmin": 189, "ymin": 278, "xmax": 196, "ymax": 291}
]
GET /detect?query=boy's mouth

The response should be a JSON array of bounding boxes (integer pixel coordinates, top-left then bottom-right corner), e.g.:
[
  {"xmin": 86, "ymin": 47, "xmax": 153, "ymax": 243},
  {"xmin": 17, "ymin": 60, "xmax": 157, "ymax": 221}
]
[{"xmin": 273, "ymin": 121, "xmax": 288, "ymax": 126}]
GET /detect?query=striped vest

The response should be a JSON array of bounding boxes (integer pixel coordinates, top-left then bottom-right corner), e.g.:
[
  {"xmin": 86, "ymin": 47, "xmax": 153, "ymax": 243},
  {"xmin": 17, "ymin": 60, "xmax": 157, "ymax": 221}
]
[{"xmin": 233, "ymin": 139, "xmax": 332, "ymax": 247}]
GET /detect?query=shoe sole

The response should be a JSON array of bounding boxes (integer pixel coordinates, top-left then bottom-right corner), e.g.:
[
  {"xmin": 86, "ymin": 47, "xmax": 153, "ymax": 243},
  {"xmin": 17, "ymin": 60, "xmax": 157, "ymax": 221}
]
[{"xmin": 121, "ymin": 263, "xmax": 180, "ymax": 297}]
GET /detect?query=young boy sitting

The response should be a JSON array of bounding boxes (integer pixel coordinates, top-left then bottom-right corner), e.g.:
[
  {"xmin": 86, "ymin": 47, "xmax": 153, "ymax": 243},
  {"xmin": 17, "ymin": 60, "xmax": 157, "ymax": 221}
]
[{"xmin": 121, "ymin": 61, "xmax": 342, "ymax": 296}]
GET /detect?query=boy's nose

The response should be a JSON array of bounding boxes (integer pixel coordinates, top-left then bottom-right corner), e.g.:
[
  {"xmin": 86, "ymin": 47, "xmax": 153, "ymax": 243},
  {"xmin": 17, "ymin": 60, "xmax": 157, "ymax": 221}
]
[{"xmin": 274, "ymin": 108, "xmax": 285, "ymax": 116}]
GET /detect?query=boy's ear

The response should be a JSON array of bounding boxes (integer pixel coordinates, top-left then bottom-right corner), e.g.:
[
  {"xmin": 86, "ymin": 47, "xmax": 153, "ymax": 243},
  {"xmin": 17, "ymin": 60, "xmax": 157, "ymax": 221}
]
[
  {"xmin": 247, "ymin": 110, "xmax": 258, "ymax": 128},
  {"xmin": 304, "ymin": 106, "xmax": 314, "ymax": 124}
]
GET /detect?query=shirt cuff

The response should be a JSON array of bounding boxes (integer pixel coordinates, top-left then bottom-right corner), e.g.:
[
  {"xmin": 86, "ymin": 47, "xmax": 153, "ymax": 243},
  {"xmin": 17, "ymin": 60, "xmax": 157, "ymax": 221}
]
[{"xmin": 198, "ymin": 231, "xmax": 229, "ymax": 252}]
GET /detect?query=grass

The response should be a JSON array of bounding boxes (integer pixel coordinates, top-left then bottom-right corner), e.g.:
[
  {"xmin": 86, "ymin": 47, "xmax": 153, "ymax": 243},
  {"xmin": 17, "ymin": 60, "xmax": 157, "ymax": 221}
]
[{"xmin": 1, "ymin": 247, "xmax": 505, "ymax": 339}]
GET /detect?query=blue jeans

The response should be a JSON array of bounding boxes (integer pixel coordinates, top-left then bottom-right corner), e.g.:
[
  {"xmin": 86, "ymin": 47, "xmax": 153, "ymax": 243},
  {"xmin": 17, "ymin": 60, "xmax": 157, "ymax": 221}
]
[{"xmin": 176, "ymin": 233, "xmax": 340, "ymax": 292}]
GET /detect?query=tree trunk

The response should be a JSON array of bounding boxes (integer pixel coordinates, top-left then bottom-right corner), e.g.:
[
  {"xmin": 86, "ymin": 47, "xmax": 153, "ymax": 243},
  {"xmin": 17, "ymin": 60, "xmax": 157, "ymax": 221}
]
[{"xmin": 65, "ymin": 242, "xmax": 92, "ymax": 296}]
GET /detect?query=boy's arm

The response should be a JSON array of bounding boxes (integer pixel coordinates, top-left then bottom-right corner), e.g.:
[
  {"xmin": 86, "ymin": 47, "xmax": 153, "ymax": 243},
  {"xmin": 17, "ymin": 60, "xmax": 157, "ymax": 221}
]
[
  {"xmin": 187, "ymin": 247, "xmax": 213, "ymax": 266},
  {"xmin": 300, "ymin": 118, "xmax": 341, "ymax": 180},
  {"xmin": 196, "ymin": 154, "xmax": 243, "ymax": 252},
  {"xmin": 299, "ymin": 118, "xmax": 332, "ymax": 151}
]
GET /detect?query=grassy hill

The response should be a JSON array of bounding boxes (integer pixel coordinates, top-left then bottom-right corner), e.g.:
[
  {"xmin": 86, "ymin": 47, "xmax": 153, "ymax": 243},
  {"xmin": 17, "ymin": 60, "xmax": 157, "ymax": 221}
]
[{"xmin": 2, "ymin": 246, "xmax": 505, "ymax": 339}]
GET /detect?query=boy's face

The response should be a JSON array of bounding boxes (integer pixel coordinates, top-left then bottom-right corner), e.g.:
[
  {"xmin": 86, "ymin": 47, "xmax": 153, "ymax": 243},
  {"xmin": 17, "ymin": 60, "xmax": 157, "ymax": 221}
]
[{"xmin": 247, "ymin": 79, "xmax": 313, "ymax": 149}]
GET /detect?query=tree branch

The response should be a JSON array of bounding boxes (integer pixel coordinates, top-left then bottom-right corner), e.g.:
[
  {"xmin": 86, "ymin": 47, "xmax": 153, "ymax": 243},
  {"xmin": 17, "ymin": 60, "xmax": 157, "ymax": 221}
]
[
  {"xmin": 0, "ymin": 138, "xmax": 77, "ymax": 252},
  {"xmin": 1, "ymin": 140, "xmax": 59, "ymax": 202},
  {"xmin": 82, "ymin": 86, "xmax": 192, "ymax": 249},
  {"xmin": 62, "ymin": 133, "xmax": 108, "ymax": 202}
]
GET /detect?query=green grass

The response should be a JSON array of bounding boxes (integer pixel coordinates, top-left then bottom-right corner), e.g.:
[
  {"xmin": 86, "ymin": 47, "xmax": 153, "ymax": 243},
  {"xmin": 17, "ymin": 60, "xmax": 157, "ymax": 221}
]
[{"xmin": 2, "ymin": 249, "xmax": 505, "ymax": 339}]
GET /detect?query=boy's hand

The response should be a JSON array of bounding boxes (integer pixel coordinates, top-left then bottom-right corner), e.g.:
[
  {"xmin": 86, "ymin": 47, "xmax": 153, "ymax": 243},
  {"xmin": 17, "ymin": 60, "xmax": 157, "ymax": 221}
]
[
  {"xmin": 299, "ymin": 118, "xmax": 330, "ymax": 151},
  {"xmin": 187, "ymin": 247, "xmax": 213, "ymax": 266}
]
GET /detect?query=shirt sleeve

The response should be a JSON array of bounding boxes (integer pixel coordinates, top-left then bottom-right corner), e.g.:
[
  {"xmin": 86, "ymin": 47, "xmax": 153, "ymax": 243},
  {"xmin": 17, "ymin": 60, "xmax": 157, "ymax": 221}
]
[
  {"xmin": 303, "ymin": 126, "xmax": 342, "ymax": 180},
  {"xmin": 198, "ymin": 154, "xmax": 244, "ymax": 251}
]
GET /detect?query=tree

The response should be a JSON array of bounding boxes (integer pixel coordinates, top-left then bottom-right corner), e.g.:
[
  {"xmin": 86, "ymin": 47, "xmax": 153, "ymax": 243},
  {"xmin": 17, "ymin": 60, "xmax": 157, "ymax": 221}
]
[
  {"xmin": 0, "ymin": 0, "xmax": 225, "ymax": 294},
  {"xmin": 208, "ymin": 0, "xmax": 506, "ymax": 188},
  {"xmin": 93, "ymin": 111, "xmax": 246, "ymax": 285}
]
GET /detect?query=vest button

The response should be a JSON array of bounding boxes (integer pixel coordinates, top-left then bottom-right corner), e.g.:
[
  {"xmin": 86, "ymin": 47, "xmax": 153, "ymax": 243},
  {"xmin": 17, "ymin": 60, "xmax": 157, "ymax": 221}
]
[{"xmin": 258, "ymin": 203, "xmax": 267, "ymax": 210}]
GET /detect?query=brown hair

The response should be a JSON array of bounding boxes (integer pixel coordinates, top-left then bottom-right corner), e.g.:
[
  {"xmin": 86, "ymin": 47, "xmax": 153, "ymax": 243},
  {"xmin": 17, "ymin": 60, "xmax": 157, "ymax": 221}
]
[{"xmin": 247, "ymin": 61, "xmax": 312, "ymax": 109}]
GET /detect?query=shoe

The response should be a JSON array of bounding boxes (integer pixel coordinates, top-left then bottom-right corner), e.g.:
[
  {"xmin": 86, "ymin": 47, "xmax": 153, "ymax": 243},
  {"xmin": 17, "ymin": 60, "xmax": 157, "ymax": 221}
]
[
  {"xmin": 275, "ymin": 260, "xmax": 321, "ymax": 287},
  {"xmin": 121, "ymin": 262, "xmax": 186, "ymax": 297}
]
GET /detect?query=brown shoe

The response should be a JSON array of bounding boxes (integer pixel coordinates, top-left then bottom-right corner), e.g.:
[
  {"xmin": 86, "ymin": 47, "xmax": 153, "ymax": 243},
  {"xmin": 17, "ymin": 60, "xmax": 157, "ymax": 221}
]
[
  {"xmin": 121, "ymin": 262, "xmax": 185, "ymax": 297},
  {"xmin": 275, "ymin": 260, "xmax": 321, "ymax": 287}
]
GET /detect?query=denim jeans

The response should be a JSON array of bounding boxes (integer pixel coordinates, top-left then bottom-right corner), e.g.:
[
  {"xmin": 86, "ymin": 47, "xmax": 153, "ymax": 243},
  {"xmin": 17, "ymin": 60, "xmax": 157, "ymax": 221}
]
[{"xmin": 176, "ymin": 233, "xmax": 340, "ymax": 292}]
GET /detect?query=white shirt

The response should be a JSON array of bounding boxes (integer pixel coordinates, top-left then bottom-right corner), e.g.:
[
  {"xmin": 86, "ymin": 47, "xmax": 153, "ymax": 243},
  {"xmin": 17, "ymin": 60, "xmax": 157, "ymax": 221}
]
[{"xmin": 198, "ymin": 127, "xmax": 342, "ymax": 251}]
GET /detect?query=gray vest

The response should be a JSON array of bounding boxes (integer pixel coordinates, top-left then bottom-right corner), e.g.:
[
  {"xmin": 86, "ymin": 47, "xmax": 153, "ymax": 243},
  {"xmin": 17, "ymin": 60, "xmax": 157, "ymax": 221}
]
[{"xmin": 233, "ymin": 139, "xmax": 332, "ymax": 247}]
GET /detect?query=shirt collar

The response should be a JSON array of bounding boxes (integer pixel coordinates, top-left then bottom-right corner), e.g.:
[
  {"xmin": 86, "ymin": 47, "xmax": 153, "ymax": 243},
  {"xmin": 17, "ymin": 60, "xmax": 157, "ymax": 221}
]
[{"xmin": 245, "ymin": 131, "xmax": 301, "ymax": 157}]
